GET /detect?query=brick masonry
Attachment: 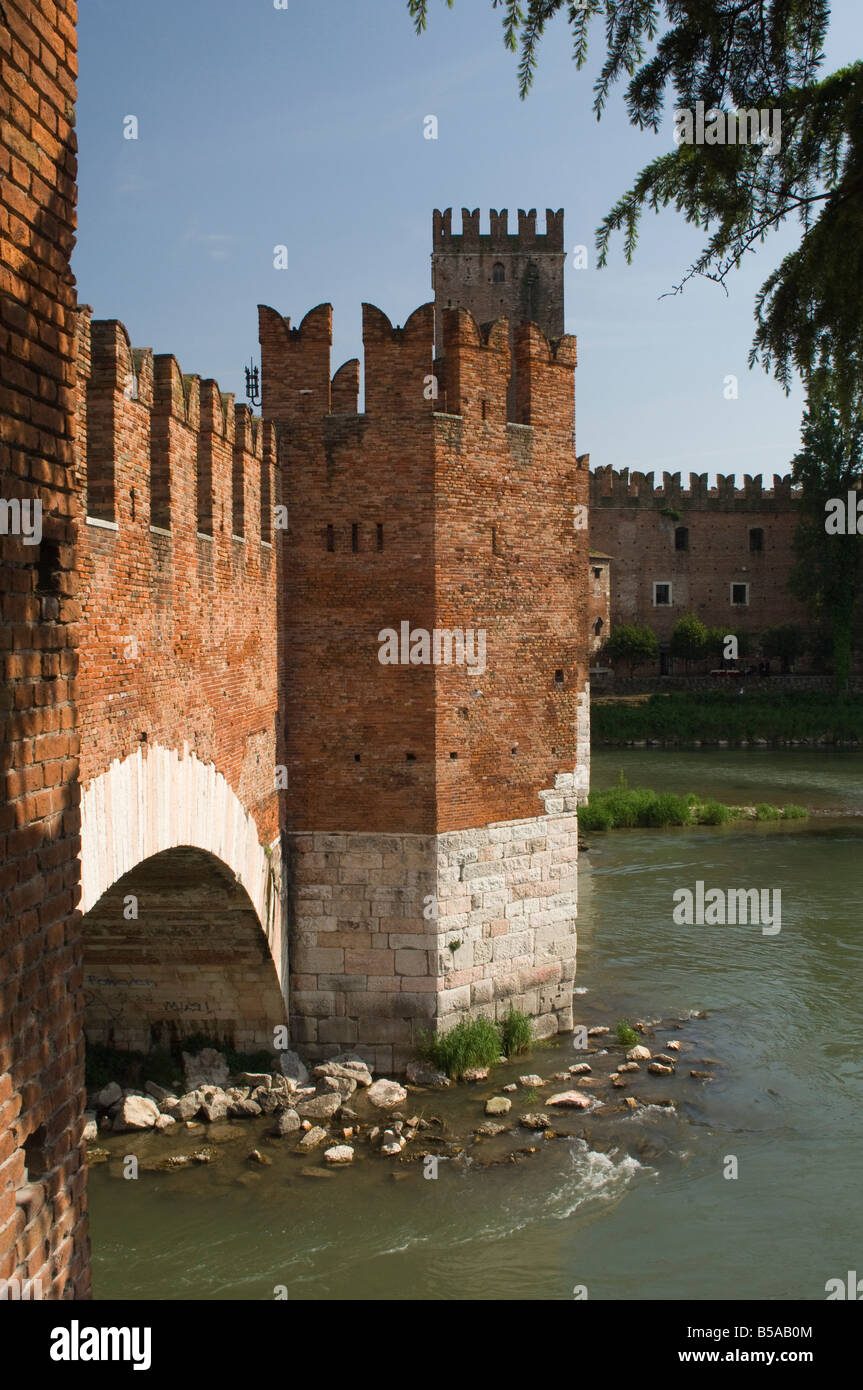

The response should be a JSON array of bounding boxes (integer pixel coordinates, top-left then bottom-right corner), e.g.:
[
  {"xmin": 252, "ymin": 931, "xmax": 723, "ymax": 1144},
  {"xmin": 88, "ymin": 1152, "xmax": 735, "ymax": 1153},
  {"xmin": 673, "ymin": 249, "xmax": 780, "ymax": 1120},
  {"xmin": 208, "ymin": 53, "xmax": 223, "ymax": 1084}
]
[
  {"xmin": 590, "ymin": 465, "xmax": 811, "ymax": 656},
  {"xmin": 1, "ymin": 0, "xmax": 90, "ymax": 1300}
]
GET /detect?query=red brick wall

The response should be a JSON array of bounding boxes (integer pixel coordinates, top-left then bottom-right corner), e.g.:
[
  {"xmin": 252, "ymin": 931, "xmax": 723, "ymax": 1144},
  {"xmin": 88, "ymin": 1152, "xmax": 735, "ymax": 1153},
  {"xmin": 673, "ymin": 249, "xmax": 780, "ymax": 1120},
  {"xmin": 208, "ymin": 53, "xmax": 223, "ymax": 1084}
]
[
  {"xmin": 260, "ymin": 300, "xmax": 589, "ymax": 837},
  {"xmin": 0, "ymin": 0, "xmax": 89, "ymax": 1300},
  {"xmin": 589, "ymin": 466, "xmax": 810, "ymax": 654},
  {"xmin": 74, "ymin": 309, "xmax": 279, "ymax": 844}
]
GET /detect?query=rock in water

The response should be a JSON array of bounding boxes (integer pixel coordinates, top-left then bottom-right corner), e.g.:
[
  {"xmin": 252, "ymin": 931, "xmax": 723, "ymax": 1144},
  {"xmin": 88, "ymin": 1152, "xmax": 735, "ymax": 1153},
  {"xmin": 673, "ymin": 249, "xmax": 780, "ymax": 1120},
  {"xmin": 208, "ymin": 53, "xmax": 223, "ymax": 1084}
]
[
  {"xmin": 626, "ymin": 1045, "xmax": 651, "ymax": 1061},
  {"xmin": 271, "ymin": 1108, "xmax": 301, "ymax": 1137},
  {"xmin": 112, "ymin": 1096, "xmax": 160, "ymax": 1131},
  {"xmin": 297, "ymin": 1126, "xmax": 327, "ymax": 1151},
  {"xmin": 518, "ymin": 1075, "xmax": 544, "ymax": 1088},
  {"xmin": 520, "ymin": 1113, "xmax": 550, "ymax": 1130},
  {"xmin": 485, "ymin": 1096, "xmax": 511, "ymax": 1116},
  {"xmin": 296, "ymin": 1092, "xmax": 342, "ymax": 1121},
  {"xmin": 648, "ymin": 1062, "xmax": 674, "ymax": 1075},
  {"xmin": 324, "ymin": 1145, "xmax": 354, "ymax": 1164},
  {"xmin": 366, "ymin": 1079, "xmax": 408, "ymax": 1110},
  {"xmin": 545, "ymin": 1091, "xmax": 592, "ymax": 1109},
  {"xmin": 405, "ymin": 1060, "xmax": 451, "ymax": 1088}
]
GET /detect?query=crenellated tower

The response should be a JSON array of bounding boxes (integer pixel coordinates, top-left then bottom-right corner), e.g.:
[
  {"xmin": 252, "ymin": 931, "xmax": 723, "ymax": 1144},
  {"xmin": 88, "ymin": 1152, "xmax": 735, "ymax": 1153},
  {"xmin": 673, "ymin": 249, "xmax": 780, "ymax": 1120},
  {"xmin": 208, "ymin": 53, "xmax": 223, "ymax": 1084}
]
[
  {"xmin": 260, "ymin": 270, "xmax": 588, "ymax": 1071},
  {"xmin": 432, "ymin": 207, "xmax": 566, "ymax": 418}
]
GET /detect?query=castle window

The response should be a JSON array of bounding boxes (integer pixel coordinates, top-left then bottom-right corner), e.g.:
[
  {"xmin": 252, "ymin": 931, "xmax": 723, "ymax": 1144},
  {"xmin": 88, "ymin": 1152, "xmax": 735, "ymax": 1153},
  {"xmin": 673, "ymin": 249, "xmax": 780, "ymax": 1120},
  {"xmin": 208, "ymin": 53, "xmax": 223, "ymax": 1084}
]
[
  {"xmin": 377, "ymin": 523, "xmax": 384, "ymax": 552},
  {"xmin": 653, "ymin": 582, "xmax": 672, "ymax": 606},
  {"xmin": 405, "ymin": 752, "xmax": 416, "ymax": 761},
  {"xmin": 555, "ymin": 669, "xmax": 565, "ymax": 685},
  {"xmin": 351, "ymin": 522, "xmax": 359, "ymax": 553},
  {"xmin": 749, "ymin": 527, "xmax": 764, "ymax": 552},
  {"xmin": 481, "ymin": 399, "xmax": 488, "ymax": 420},
  {"xmin": 326, "ymin": 524, "xmax": 334, "ymax": 552},
  {"xmin": 492, "ymin": 525, "xmax": 501, "ymax": 556},
  {"xmin": 594, "ymin": 617, "xmax": 604, "ymax": 635},
  {"xmin": 450, "ymin": 752, "xmax": 458, "ymax": 760},
  {"xmin": 492, "ymin": 262, "xmax": 505, "ymax": 284},
  {"xmin": 36, "ymin": 539, "xmax": 62, "ymax": 595},
  {"xmin": 731, "ymin": 582, "xmax": 749, "ymax": 606},
  {"xmin": 674, "ymin": 526, "xmax": 689, "ymax": 551},
  {"xmin": 593, "ymin": 566, "xmax": 602, "ymax": 579}
]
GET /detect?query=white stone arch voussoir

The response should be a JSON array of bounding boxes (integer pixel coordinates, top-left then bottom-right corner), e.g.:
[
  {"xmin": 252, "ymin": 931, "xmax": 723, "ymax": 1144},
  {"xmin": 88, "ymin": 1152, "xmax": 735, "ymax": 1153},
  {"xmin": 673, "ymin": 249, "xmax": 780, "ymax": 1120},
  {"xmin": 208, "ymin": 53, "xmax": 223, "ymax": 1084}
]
[{"xmin": 79, "ymin": 745, "xmax": 283, "ymax": 984}]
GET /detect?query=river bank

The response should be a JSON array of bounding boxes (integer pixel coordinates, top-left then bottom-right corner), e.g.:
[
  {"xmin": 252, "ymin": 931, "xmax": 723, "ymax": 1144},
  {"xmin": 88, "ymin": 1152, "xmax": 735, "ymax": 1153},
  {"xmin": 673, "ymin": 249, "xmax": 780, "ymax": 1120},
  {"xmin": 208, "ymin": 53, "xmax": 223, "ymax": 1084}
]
[
  {"xmin": 591, "ymin": 690, "xmax": 863, "ymax": 746},
  {"xmin": 85, "ymin": 1013, "xmax": 717, "ymax": 1183}
]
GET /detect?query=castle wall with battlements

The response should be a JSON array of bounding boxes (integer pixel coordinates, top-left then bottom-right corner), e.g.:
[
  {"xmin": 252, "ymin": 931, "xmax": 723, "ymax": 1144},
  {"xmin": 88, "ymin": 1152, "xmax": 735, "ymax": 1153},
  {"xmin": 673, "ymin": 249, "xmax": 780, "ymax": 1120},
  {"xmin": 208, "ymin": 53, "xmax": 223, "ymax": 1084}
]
[
  {"xmin": 1, "ymin": 0, "xmax": 89, "ymax": 1301},
  {"xmin": 589, "ymin": 465, "xmax": 810, "ymax": 649},
  {"xmin": 71, "ymin": 307, "xmax": 284, "ymax": 1050}
]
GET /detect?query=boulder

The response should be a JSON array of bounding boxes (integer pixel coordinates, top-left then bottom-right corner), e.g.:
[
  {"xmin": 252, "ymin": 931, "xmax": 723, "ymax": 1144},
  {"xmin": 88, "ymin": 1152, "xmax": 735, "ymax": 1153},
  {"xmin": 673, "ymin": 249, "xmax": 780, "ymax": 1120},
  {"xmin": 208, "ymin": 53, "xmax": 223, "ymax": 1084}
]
[
  {"xmin": 330, "ymin": 1051, "xmax": 375, "ymax": 1077},
  {"xmin": 165, "ymin": 1091, "xmax": 203, "ymax": 1122},
  {"xmin": 618, "ymin": 1062, "xmax": 640, "ymax": 1073},
  {"xmin": 405, "ymin": 1060, "xmax": 451, "ymax": 1088},
  {"xmin": 278, "ymin": 1050, "xmax": 309, "ymax": 1086},
  {"xmin": 474, "ymin": 1122, "xmax": 507, "ymax": 1137},
  {"xmin": 587, "ymin": 1026, "xmax": 610, "ymax": 1036},
  {"xmin": 145, "ymin": 1081, "xmax": 175, "ymax": 1103},
  {"xmin": 314, "ymin": 1060, "xmax": 373, "ymax": 1089},
  {"xmin": 112, "ymin": 1096, "xmax": 160, "ymax": 1132},
  {"xmin": 251, "ymin": 1087, "xmax": 280, "ymax": 1114},
  {"xmin": 94, "ymin": 1081, "xmax": 122, "ymax": 1109},
  {"xmin": 626, "ymin": 1045, "xmax": 651, "ymax": 1061},
  {"xmin": 317, "ymin": 1075, "xmax": 357, "ymax": 1100},
  {"xmin": 518, "ymin": 1075, "xmax": 544, "ymax": 1088},
  {"xmin": 271, "ymin": 1108, "xmax": 301, "ymax": 1137},
  {"xmin": 462, "ymin": 1067, "xmax": 489, "ymax": 1082},
  {"xmin": 484, "ymin": 1096, "xmax": 511, "ymax": 1116},
  {"xmin": 182, "ymin": 1048, "xmax": 229, "ymax": 1091},
  {"xmin": 648, "ymin": 1062, "xmax": 674, "ymax": 1076},
  {"xmin": 297, "ymin": 1092, "xmax": 342, "ymax": 1121},
  {"xmin": 234, "ymin": 1072, "xmax": 272, "ymax": 1091},
  {"xmin": 545, "ymin": 1091, "xmax": 592, "ymax": 1109},
  {"xmin": 666, "ymin": 1040, "xmax": 681, "ymax": 1052},
  {"xmin": 201, "ymin": 1098, "xmax": 229, "ymax": 1123},
  {"xmin": 324, "ymin": 1145, "xmax": 354, "ymax": 1164},
  {"xmin": 520, "ymin": 1113, "xmax": 550, "ymax": 1130},
  {"xmin": 297, "ymin": 1125, "xmax": 327, "ymax": 1151},
  {"xmin": 366, "ymin": 1079, "xmax": 408, "ymax": 1110},
  {"xmin": 569, "ymin": 1063, "xmax": 592, "ymax": 1076},
  {"xmin": 83, "ymin": 1114, "xmax": 98, "ymax": 1142},
  {"xmin": 154, "ymin": 1114, "xmax": 176, "ymax": 1131},
  {"xmin": 229, "ymin": 1098, "xmax": 262, "ymax": 1119}
]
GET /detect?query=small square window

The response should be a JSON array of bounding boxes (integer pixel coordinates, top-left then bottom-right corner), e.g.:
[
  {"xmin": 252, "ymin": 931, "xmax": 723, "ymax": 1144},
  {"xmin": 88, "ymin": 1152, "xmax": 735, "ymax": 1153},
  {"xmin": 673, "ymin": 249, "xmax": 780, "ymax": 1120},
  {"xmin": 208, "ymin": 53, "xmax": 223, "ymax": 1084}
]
[
  {"xmin": 731, "ymin": 583, "xmax": 749, "ymax": 606},
  {"xmin": 653, "ymin": 582, "xmax": 671, "ymax": 606}
]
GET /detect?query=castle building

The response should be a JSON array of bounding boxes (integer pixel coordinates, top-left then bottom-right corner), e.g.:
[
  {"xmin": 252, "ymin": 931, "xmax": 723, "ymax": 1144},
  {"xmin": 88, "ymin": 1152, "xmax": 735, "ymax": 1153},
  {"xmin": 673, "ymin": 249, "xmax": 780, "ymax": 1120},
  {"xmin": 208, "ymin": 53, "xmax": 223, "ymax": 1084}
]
[{"xmin": 589, "ymin": 466, "xmax": 809, "ymax": 670}]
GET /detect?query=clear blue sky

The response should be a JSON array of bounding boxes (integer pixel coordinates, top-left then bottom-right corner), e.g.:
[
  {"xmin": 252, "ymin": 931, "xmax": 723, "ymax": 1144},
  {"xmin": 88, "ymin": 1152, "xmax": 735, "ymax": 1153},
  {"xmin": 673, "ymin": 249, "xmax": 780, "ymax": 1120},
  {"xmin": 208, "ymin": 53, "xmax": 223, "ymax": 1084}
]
[{"xmin": 73, "ymin": 0, "xmax": 860, "ymax": 483}]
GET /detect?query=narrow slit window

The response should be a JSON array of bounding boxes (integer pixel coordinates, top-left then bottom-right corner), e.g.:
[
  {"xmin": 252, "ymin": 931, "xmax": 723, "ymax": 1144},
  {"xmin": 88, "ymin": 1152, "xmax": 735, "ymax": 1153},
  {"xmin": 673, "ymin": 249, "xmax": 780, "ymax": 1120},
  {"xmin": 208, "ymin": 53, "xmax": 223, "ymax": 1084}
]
[
  {"xmin": 376, "ymin": 523, "xmax": 384, "ymax": 552},
  {"xmin": 351, "ymin": 522, "xmax": 359, "ymax": 553},
  {"xmin": 326, "ymin": 524, "xmax": 334, "ymax": 552}
]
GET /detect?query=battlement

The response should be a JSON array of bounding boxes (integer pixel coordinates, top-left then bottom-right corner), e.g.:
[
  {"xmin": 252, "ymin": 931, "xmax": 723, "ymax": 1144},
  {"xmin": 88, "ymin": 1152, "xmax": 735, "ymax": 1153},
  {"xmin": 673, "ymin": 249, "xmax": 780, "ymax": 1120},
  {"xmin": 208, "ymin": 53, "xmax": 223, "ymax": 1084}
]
[
  {"xmin": 75, "ymin": 306, "xmax": 275, "ymax": 540},
  {"xmin": 433, "ymin": 206, "xmax": 565, "ymax": 252},
  {"xmin": 590, "ymin": 464, "xmax": 801, "ymax": 510}
]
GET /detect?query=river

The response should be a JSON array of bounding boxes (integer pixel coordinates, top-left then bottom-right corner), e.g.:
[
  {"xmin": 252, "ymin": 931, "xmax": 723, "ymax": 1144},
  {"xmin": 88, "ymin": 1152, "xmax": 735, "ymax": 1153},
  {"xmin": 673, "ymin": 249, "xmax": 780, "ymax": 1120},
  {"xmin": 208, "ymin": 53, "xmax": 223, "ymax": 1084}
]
[{"xmin": 88, "ymin": 748, "xmax": 863, "ymax": 1301}]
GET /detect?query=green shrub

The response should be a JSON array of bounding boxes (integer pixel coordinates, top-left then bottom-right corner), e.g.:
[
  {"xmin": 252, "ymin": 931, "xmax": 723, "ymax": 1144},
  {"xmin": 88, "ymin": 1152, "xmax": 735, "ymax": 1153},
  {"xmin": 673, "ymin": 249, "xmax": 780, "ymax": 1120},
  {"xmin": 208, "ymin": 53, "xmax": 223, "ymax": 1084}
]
[
  {"xmin": 500, "ymin": 1006, "xmax": 532, "ymax": 1058},
  {"xmin": 755, "ymin": 802, "xmax": 781, "ymax": 821},
  {"xmin": 698, "ymin": 799, "xmax": 733, "ymax": 825},
  {"xmin": 615, "ymin": 1019, "xmax": 639, "ymax": 1047},
  {"xmin": 418, "ymin": 1015, "xmax": 502, "ymax": 1080},
  {"xmin": 782, "ymin": 803, "xmax": 808, "ymax": 819},
  {"xmin": 642, "ymin": 792, "xmax": 690, "ymax": 827}
]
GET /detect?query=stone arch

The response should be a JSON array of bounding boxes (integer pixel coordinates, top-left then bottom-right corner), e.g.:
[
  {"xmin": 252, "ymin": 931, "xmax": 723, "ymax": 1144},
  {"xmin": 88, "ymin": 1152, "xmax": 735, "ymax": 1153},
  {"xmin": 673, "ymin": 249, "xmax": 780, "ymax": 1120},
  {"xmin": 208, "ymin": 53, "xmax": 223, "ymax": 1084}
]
[{"xmin": 79, "ymin": 745, "xmax": 287, "ymax": 1048}]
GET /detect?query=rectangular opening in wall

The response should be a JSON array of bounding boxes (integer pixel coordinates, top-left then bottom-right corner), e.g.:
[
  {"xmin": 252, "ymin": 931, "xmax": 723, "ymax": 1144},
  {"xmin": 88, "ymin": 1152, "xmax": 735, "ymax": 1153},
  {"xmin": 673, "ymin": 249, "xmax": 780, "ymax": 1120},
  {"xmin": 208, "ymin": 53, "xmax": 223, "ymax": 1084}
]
[
  {"xmin": 326, "ymin": 524, "xmax": 335, "ymax": 552},
  {"xmin": 84, "ymin": 393, "xmax": 116, "ymax": 524},
  {"xmin": 377, "ymin": 523, "xmax": 384, "ymax": 552},
  {"xmin": 653, "ymin": 582, "xmax": 672, "ymax": 606},
  {"xmin": 149, "ymin": 415, "xmax": 171, "ymax": 532},
  {"xmin": 351, "ymin": 522, "xmax": 359, "ymax": 553},
  {"xmin": 196, "ymin": 437, "xmax": 213, "ymax": 536},
  {"xmin": 232, "ymin": 450, "xmax": 245, "ymax": 538},
  {"xmin": 749, "ymin": 527, "xmax": 764, "ymax": 552},
  {"xmin": 731, "ymin": 582, "xmax": 749, "ymax": 606},
  {"xmin": 260, "ymin": 454, "xmax": 271, "ymax": 543}
]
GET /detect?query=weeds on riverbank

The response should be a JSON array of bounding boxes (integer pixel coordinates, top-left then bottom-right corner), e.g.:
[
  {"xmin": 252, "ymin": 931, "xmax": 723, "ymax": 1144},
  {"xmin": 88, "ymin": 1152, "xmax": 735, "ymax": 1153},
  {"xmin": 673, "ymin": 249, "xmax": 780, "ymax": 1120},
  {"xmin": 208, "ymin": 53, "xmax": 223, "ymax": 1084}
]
[
  {"xmin": 615, "ymin": 1020, "xmax": 639, "ymax": 1046},
  {"xmin": 579, "ymin": 773, "xmax": 807, "ymax": 832},
  {"xmin": 592, "ymin": 691, "xmax": 863, "ymax": 745},
  {"xmin": 418, "ymin": 1007, "xmax": 535, "ymax": 1079}
]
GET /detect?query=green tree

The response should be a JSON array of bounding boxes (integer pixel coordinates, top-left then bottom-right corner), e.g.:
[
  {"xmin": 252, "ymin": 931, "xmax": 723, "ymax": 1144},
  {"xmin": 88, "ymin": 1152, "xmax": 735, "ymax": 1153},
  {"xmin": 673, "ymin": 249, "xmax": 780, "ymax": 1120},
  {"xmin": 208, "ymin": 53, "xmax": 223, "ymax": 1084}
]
[
  {"xmin": 603, "ymin": 623, "xmax": 658, "ymax": 677},
  {"xmin": 670, "ymin": 613, "xmax": 709, "ymax": 670},
  {"xmin": 705, "ymin": 627, "xmax": 753, "ymax": 663},
  {"xmin": 407, "ymin": 3, "xmax": 863, "ymax": 410},
  {"xmin": 787, "ymin": 386, "xmax": 863, "ymax": 691},
  {"xmin": 760, "ymin": 622, "xmax": 807, "ymax": 673}
]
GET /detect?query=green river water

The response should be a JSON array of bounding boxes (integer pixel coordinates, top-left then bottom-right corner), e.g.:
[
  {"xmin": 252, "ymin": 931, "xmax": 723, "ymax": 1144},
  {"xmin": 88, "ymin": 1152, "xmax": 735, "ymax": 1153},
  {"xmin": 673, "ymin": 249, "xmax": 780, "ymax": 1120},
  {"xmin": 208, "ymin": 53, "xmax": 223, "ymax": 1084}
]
[{"xmin": 88, "ymin": 748, "xmax": 863, "ymax": 1301}]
